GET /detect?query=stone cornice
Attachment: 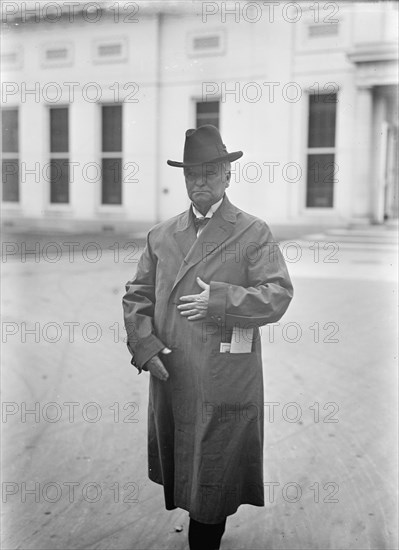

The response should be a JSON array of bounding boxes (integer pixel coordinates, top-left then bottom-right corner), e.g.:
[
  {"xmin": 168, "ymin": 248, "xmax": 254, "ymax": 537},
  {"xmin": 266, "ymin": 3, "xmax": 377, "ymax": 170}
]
[
  {"xmin": 1, "ymin": 1, "xmax": 198, "ymax": 31},
  {"xmin": 347, "ymin": 42, "xmax": 398, "ymax": 64}
]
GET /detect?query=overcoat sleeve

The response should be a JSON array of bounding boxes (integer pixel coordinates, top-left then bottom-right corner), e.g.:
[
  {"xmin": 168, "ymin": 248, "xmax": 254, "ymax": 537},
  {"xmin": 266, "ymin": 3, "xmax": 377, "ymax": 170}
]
[
  {"xmin": 122, "ymin": 233, "xmax": 165, "ymax": 373},
  {"xmin": 207, "ymin": 221, "xmax": 293, "ymax": 328}
]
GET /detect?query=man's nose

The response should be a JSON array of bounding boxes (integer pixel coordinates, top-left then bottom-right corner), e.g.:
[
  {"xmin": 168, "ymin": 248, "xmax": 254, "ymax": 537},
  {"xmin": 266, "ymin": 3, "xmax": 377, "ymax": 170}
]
[{"xmin": 189, "ymin": 175, "xmax": 205, "ymax": 187}]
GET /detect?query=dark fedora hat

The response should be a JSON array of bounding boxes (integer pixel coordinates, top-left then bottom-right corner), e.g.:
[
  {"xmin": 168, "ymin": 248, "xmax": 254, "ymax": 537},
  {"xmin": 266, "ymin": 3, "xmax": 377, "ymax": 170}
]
[{"xmin": 167, "ymin": 125, "xmax": 243, "ymax": 168}]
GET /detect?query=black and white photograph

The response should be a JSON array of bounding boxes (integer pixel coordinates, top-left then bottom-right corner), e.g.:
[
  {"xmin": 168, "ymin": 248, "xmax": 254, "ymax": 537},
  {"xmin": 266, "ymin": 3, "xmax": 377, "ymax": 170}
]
[{"xmin": 1, "ymin": 1, "xmax": 398, "ymax": 549}]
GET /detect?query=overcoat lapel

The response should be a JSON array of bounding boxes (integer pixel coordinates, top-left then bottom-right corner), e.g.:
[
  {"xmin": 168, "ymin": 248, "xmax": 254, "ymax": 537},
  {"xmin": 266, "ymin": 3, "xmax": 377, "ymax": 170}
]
[
  {"xmin": 172, "ymin": 209, "xmax": 197, "ymax": 261},
  {"xmin": 171, "ymin": 195, "xmax": 237, "ymax": 293}
]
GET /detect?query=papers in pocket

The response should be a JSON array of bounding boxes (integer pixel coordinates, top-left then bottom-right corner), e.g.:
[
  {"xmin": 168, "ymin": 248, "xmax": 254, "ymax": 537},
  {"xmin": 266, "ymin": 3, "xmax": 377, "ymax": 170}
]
[
  {"xmin": 219, "ymin": 343, "xmax": 231, "ymax": 353},
  {"xmin": 219, "ymin": 327, "xmax": 254, "ymax": 354}
]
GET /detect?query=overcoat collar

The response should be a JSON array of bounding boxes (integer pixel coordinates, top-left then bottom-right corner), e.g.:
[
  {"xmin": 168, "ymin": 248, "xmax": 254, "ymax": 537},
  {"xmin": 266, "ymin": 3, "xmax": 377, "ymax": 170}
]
[{"xmin": 171, "ymin": 194, "xmax": 238, "ymax": 292}]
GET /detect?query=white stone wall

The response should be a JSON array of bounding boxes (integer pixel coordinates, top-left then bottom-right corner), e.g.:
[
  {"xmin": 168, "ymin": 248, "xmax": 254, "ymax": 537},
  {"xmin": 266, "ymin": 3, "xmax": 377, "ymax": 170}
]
[{"xmin": 1, "ymin": 1, "xmax": 398, "ymax": 230}]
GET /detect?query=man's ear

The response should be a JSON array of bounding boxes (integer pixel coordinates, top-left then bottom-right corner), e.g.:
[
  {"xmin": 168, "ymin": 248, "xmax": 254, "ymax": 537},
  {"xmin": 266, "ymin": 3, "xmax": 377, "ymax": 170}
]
[{"xmin": 225, "ymin": 170, "xmax": 231, "ymax": 187}]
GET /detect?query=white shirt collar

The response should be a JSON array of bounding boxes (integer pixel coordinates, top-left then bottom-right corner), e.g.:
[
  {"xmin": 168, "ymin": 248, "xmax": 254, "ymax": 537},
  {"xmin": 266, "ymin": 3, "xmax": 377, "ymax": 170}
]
[{"xmin": 192, "ymin": 196, "xmax": 223, "ymax": 219}]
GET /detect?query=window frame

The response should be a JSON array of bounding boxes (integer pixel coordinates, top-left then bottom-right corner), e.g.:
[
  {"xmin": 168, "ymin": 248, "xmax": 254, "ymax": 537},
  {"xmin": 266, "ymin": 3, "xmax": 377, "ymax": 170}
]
[
  {"xmin": 2, "ymin": 107, "xmax": 20, "ymax": 204},
  {"xmin": 187, "ymin": 30, "xmax": 226, "ymax": 57},
  {"xmin": 194, "ymin": 99, "xmax": 221, "ymax": 129},
  {"xmin": 1, "ymin": 46, "xmax": 23, "ymax": 70},
  {"xmin": 100, "ymin": 103, "xmax": 124, "ymax": 207},
  {"xmin": 304, "ymin": 91, "xmax": 339, "ymax": 211},
  {"xmin": 48, "ymin": 105, "xmax": 70, "ymax": 207},
  {"xmin": 295, "ymin": 7, "xmax": 347, "ymax": 55},
  {"xmin": 92, "ymin": 37, "xmax": 128, "ymax": 65},
  {"xmin": 41, "ymin": 42, "xmax": 74, "ymax": 68}
]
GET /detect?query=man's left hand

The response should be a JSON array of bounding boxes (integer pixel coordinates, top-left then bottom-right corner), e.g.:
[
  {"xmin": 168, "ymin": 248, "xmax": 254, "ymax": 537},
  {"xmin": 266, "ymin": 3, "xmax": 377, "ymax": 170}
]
[{"xmin": 178, "ymin": 277, "xmax": 210, "ymax": 321}]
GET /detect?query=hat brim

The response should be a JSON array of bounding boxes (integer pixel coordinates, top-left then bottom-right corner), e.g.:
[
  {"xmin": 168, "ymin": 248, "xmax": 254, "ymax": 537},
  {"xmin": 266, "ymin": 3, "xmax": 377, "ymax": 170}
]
[{"xmin": 167, "ymin": 151, "xmax": 243, "ymax": 168}]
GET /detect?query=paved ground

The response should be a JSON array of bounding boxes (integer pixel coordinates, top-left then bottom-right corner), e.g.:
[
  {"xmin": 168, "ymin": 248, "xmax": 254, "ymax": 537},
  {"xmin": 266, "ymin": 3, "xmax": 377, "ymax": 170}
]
[{"xmin": 1, "ymin": 225, "xmax": 398, "ymax": 550}]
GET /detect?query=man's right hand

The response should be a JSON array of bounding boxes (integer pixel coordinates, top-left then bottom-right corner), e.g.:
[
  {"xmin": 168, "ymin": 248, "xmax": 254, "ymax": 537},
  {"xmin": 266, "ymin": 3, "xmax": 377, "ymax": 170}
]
[{"xmin": 143, "ymin": 355, "xmax": 169, "ymax": 382}]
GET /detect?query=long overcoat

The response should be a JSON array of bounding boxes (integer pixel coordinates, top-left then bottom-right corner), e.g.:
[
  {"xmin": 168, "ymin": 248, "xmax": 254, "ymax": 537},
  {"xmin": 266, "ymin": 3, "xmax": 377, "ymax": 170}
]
[{"xmin": 122, "ymin": 195, "xmax": 293, "ymax": 524}]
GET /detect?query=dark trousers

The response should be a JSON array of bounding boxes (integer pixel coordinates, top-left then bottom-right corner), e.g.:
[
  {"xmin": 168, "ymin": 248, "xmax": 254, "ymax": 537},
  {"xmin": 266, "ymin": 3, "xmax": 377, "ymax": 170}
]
[{"xmin": 188, "ymin": 517, "xmax": 227, "ymax": 550}]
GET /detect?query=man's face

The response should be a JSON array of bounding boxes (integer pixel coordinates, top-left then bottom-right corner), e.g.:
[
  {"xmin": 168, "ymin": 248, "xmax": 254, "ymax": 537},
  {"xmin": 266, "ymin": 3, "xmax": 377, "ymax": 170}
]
[{"xmin": 183, "ymin": 162, "xmax": 231, "ymax": 214}]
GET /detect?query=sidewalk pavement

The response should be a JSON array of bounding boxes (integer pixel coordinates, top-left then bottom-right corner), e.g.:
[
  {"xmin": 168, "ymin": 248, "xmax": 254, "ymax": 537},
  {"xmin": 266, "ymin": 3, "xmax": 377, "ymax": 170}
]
[
  {"xmin": 2, "ymin": 220, "xmax": 397, "ymax": 261},
  {"xmin": 1, "ymin": 222, "xmax": 397, "ymax": 550}
]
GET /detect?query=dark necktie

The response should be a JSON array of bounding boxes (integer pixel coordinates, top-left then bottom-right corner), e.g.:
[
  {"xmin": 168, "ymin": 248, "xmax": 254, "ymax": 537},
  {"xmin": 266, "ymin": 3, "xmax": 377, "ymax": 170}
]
[{"xmin": 193, "ymin": 216, "xmax": 210, "ymax": 234}]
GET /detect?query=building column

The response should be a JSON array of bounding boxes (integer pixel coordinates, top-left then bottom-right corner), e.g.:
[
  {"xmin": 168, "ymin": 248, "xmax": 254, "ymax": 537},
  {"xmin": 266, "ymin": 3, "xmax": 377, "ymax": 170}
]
[
  {"xmin": 352, "ymin": 85, "xmax": 373, "ymax": 220},
  {"xmin": 19, "ymin": 101, "xmax": 47, "ymax": 218},
  {"xmin": 70, "ymin": 100, "xmax": 99, "ymax": 221}
]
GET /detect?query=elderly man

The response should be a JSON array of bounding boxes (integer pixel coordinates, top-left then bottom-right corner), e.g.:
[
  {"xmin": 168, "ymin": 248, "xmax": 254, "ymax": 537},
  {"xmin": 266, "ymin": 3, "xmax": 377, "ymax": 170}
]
[{"xmin": 123, "ymin": 125, "xmax": 293, "ymax": 550}]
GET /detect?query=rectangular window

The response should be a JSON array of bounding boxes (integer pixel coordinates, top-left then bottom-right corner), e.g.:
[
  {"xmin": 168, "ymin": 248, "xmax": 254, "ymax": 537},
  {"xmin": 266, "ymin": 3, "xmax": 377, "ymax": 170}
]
[
  {"xmin": 196, "ymin": 101, "xmax": 220, "ymax": 129},
  {"xmin": 193, "ymin": 36, "xmax": 220, "ymax": 50},
  {"xmin": 50, "ymin": 159, "xmax": 69, "ymax": 203},
  {"xmin": 46, "ymin": 48, "xmax": 68, "ymax": 60},
  {"xmin": 2, "ymin": 109, "xmax": 19, "ymax": 202},
  {"xmin": 50, "ymin": 107, "xmax": 69, "ymax": 203},
  {"xmin": 50, "ymin": 108, "xmax": 68, "ymax": 152},
  {"xmin": 308, "ymin": 23, "xmax": 339, "ymax": 38},
  {"xmin": 306, "ymin": 93, "xmax": 337, "ymax": 208},
  {"xmin": 98, "ymin": 44, "xmax": 122, "ymax": 57},
  {"xmin": 1, "ymin": 53, "xmax": 17, "ymax": 64},
  {"xmin": 188, "ymin": 31, "xmax": 225, "ymax": 57},
  {"xmin": 101, "ymin": 105, "xmax": 122, "ymax": 205},
  {"xmin": 42, "ymin": 42, "xmax": 73, "ymax": 68},
  {"xmin": 1, "ymin": 47, "xmax": 22, "ymax": 70},
  {"xmin": 93, "ymin": 38, "xmax": 127, "ymax": 64}
]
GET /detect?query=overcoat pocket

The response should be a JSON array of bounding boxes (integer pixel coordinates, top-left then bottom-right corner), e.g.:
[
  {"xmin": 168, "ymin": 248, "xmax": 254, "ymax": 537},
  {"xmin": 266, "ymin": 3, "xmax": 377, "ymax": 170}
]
[{"xmin": 205, "ymin": 351, "xmax": 262, "ymax": 404}]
